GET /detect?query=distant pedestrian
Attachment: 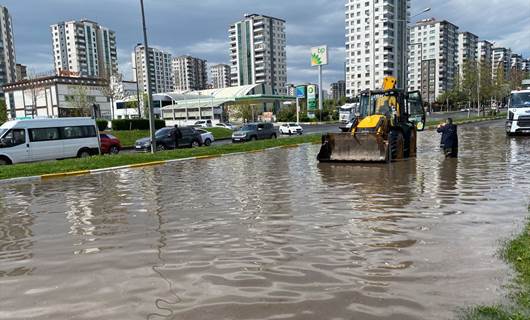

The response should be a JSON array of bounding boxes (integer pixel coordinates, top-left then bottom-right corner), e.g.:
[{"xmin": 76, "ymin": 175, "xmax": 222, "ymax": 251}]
[{"xmin": 437, "ymin": 118, "xmax": 458, "ymax": 158}]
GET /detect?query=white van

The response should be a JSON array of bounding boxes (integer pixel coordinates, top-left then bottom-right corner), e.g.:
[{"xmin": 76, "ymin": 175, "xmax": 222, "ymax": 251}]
[{"xmin": 0, "ymin": 118, "xmax": 100, "ymax": 165}]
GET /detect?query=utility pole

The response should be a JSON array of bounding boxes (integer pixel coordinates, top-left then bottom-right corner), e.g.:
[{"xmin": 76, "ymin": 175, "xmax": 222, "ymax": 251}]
[
  {"xmin": 477, "ymin": 60, "xmax": 481, "ymax": 117},
  {"xmin": 140, "ymin": 0, "xmax": 156, "ymax": 153}
]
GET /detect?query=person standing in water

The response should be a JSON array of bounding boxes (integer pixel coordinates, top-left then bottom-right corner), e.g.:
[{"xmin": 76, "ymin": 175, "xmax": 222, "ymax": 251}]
[{"xmin": 437, "ymin": 118, "xmax": 458, "ymax": 158}]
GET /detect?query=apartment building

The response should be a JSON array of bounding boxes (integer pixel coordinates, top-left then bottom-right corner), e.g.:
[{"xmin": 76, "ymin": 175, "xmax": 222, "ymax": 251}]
[
  {"xmin": 172, "ymin": 55, "xmax": 207, "ymax": 92},
  {"xmin": 408, "ymin": 18, "xmax": 459, "ymax": 103},
  {"xmin": 330, "ymin": 80, "xmax": 346, "ymax": 101},
  {"xmin": 492, "ymin": 47, "xmax": 512, "ymax": 80},
  {"xmin": 15, "ymin": 63, "xmax": 27, "ymax": 81},
  {"xmin": 457, "ymin": 31, "xmax": 478, "ymax": 79},
  {"xmin": 50, "ymin": 19, "xmax": 118, "ymax": 78},
  {"xmin": 211, "ymin": 64, "xmax": 231, "ymax": 89},
  {"xmin": 345, "ymin": 0, "xmax": 410, "ymax": 97},
  {"xmin": 132, "ymin": 45, "xmax": 173, "ymax": 94},
  {"xmin": 229, "ymin": 14, "xmax": 287, "ymax": 95},
  {"xmin": 511, "ymin": 54, "xmax": 524, "ymax": 71},
  {"xmin": 0, "ymin": 6, "xmax": 16, "ymax": 89},
  {"xmin": 477, "ymin": 40, "xmax": 493, "ymax": 66}
]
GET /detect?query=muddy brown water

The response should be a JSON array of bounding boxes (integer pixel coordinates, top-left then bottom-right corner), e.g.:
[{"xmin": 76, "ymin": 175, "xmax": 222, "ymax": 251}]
[{"xmin": 1, "ymin": 120, "xmax": 529, "ymax": 320}]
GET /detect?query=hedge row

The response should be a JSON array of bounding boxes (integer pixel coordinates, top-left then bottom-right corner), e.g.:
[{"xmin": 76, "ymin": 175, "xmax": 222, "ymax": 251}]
[{"xmin": 111, "ymin": 119, "xmax": 166, "ymax": 131}]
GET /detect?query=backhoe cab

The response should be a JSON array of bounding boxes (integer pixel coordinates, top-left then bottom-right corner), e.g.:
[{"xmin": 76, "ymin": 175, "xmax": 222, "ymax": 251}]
[{"xmin": 317, "ymin": 76, "xmax": 426, "ymax": 163}]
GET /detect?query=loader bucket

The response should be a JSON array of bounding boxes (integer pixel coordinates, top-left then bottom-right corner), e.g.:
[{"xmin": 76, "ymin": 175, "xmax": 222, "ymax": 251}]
[{"xmin": 317, "ymin": 133, "xmax": 389, "ymax": 163}]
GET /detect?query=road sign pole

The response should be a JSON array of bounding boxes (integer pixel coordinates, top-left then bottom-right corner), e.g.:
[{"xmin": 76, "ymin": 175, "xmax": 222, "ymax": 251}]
[
  {"xmin": 318, "ymin": 64, "xmax": 323, "ymax": 122},
  {"xmin": 296, "ymin": 97, "xmax": 300, "ymax": 124}
]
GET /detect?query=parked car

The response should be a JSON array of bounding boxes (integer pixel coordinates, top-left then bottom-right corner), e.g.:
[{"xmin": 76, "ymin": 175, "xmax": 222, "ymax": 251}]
[
  {"xmin": 194, "ymin": 120, "xmax": 212, "ymax": 128},
  {"xmin": 0, "ymin": 118, "xmax": 100, "ymax": 165},
  {"xmin": 135, "ymin": 126, "xmax": 202, "ymax": 152},
  {"xmin": 195, "ymin": 128, "xmax": 215, "ymax": 146},
  {"xmin": 215, "ymin": 123, "xmax": 235, "ymax": 130},
  {"xmin": 99, "ymin": 133, "xmax": 121, "ymax": 154},
  {"xmin": 279, "ymin": 123, "xmax": 303, "ymax": 135},
  {"xmin": 232, "ymin": 123, "xmax": 276, "ymax": 143}
]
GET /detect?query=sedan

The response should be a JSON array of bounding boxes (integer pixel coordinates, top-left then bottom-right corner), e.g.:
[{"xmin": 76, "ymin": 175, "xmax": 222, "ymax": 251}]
[
  {"xmin": 279, "ymin": 123, "xmax": 303, "ymax": 135},
  {"xmin": 99, "ymin": 133, "xmax": 121, "ymax": 154},
  {"xmin": 195, "ymin": 128, "xmax": 215, "ymax": 146}
]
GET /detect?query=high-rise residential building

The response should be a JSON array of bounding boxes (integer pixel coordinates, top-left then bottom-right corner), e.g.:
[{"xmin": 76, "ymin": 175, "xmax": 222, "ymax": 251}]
[
  {"xmin": 523, "ymin": 59, "xmax": 530, "ymax": 72},
  {"xmin": 0, "ymin": 6, "xmax": 16, "ymax": 88},
  {"xmin": 511, "ymin": 54, "xmax": 524, "ymax": 72},
  {"xmin": 132, "ymin": 45, "xmax": 173, "ymax": 94},
  {"xmin": 15, "ymin": 64, "xmax": 27, "ymax": 81},
  {"xmin": 330, "ymin": 80, "xmax": 346, "ymax": 101},
  {"xmin": 492, "ymin": 47, "xmax": 512, "ymax": 80},
  {"xmin": 50, "ymin": 19, "xmax": 118, "ymax": 78},
  {"xmin": 172, "ymin": 55, "xmax": 208, "ymax": 92},
  {"xmin": 345, "ymin": 0, "xmax": 410, "ymax": 97},
  {"xmin": 408, "ymin": 19, "xmax": 459, "ymax": 103},
  {"xmin": 477, "ymin": 40, "xmax": 493, "ymax": 66},
  {"xmin": 211, "ymin": 64, "xmax": 231, "ymax": 89},
  {"xmin": 285, "ymin": 83, "xmax": 296, "ymax": 96},
  {"xmin": 229, "ymin": 14, "xmax": 287, "ymax": 95},
  {"xmin": 457, "ymin": 31, "xmax": 478, "ymax": 79}
]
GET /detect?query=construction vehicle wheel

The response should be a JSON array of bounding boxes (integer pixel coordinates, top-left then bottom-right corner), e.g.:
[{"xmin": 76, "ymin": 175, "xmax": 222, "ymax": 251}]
[{"xmin": 389, "ymin": 130, "xmax": 404, "ymax": 161}]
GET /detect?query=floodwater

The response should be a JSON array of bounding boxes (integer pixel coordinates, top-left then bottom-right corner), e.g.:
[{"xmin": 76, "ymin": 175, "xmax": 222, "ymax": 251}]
[{"xmin": 1, "ymin": 120, "xmax": 529, "ymax": 320}]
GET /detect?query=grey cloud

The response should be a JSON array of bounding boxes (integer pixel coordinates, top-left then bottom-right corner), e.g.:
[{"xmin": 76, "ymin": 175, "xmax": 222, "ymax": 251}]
[{"xmin": 3, "ymin": 0, "xmax": 527, "ymax": 88}]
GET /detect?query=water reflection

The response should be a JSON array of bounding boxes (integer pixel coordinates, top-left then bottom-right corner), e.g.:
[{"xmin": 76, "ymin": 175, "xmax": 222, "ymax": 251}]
[{"xmin": 0, "ymin": 121, "xmax": 529, "ymax": 320}]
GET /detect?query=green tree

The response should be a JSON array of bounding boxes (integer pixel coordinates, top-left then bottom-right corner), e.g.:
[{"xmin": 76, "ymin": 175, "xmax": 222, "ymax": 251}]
[
  {"xmin": 68, "ymin": 85, "xmax": 92, "ymax": 117},
  {"xmin": 0, "ymin": 99, "xmax": 7, "ymax": 125},
  {"xmin": 229, "ymin": 104, "xmax": 255, "ymax": 122}
]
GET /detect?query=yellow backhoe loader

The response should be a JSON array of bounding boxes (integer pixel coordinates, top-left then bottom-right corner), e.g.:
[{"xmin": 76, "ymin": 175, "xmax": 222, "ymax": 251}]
[{"xmin": 317, "ymin": 77, "xmax": 426, "ymax": 163}]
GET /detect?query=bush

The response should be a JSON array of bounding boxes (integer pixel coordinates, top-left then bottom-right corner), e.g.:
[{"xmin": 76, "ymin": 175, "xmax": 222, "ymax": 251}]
[
  {"xmin": 111, "ymin": 119, "xmax": 166, "ymax": 131},
  {"xmin": 96, "ymin": 119, "xmax": 109, "ymax": 131}
]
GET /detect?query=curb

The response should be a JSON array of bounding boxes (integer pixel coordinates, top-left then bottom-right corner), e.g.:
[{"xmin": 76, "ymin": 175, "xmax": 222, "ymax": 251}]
[{"xmin": 0, "ymin": 142, "xmax": 316, "ymax": 185}]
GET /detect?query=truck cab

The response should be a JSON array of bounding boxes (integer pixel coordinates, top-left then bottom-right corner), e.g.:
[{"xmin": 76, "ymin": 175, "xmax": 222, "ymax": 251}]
[{"xmin": 506, "ymin": 90, "xmax": 530, "ymax": 135}]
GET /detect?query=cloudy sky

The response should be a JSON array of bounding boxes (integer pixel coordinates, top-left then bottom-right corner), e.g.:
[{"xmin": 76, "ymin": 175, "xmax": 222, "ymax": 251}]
[{"xmin": 4, "ymin": 0, "xmax": 529, "ymax": 89}]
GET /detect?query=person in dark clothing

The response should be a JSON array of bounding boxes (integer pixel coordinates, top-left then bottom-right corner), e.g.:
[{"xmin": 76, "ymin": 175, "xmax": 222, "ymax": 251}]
[{"xmin": 437, "ymin": 118, "xmax": 458, "ymax": 158}]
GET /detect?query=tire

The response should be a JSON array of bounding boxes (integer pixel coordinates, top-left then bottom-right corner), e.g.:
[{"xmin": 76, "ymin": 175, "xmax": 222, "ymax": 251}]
[
  {"xmin": 204, "ymin": 138, "xmax": 212, "ymax": 146},
  {"xmin": 389, "ymin": 130, "xmax": 404, "ymax": 161},
  {"xmin": 157, "ymin": 144, "xmax": 166, "ymax": 151},
  {"xmin": 250, "ymin": 136, "xmax": 257, "ymax": 141},
  {"xmin": 78, "ymin": 149, "xmax": 91, "ymax": 158},
  {"xmin": 0, "ymin": 157, "xmax": 10, "ymax": 165},
  {"xmin": 109, "ymin": 145, "xmax": 120, "ymax": 155}
]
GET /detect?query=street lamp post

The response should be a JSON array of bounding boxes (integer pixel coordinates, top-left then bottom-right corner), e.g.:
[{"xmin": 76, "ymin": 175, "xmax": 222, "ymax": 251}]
[{"xmin": 139, "ymin": 0, "xmax": 156, "ymax": 153}]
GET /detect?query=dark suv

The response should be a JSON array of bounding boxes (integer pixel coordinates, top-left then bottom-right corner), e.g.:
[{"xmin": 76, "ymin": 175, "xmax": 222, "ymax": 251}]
[
  {"xmin": 231, "ymin": 122, "xmax": 277, "ymax": 143},
  {"xmin": 135, "ymin": 126, "xmax": 202, "ymax": 151}
]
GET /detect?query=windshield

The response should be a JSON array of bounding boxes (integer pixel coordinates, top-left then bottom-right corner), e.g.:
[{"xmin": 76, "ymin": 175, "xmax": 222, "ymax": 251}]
[
  {"xmin": 288, "ymin": 123, "xmax": 297, "ymax": 126},
  {"xmin": 155, "ymin": 128, "xmax": 172, "ymax": 137},
  {"xmin": 240, "ymin": 124, "xmax": 256, "ymax": 131},
  {"xmin": 0, "ymin": 129, "xmax": 6, "ymax": 138},
  {"xmin": 359, "ymin": 93, "xmax": 398, "ymax": 117},
  {"xmin": 510, "ymin": 92, "xmax": 530, "ymax": 108}
]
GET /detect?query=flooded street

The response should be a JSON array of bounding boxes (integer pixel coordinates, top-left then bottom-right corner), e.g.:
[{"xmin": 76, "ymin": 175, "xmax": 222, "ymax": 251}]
[{"xmin": 1, "ymin": 120, "xmax": 530, "ymax": 320}]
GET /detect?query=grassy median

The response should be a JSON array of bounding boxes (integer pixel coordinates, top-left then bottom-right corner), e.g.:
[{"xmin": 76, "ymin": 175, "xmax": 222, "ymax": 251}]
[
  {"xmin": 461, "ymin": 218, "xmax": 530, "ymax": 320},
  {"xmin": 426, "ymin": 112, "xmax": 506, "ymax": 129},
  {"xmin": 108, "ymin": 127, "xmax": 234, "ymax": 147},
  {"xmin": 0, "ymin": 134, "xmax": 321, "ymax": 180}
]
